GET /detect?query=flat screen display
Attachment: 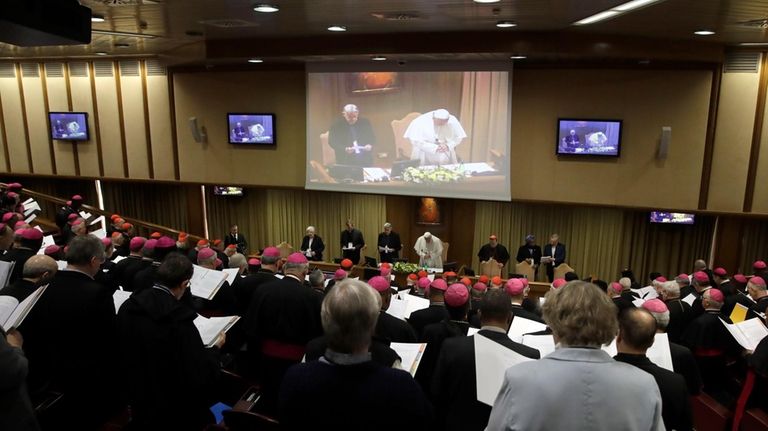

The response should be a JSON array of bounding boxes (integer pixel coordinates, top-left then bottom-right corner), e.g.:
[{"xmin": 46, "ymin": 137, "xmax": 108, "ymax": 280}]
[
  {"xmin": 213, "ymin": 186, "xmax": 244, "ymax": 196},
  {"xmin": 649, "ymin": 211, "xmax": 695, "ymax": 225},
  {"xmin": 49, "ymin": 112, "xmax": 89, "ymax": 141},
  {"xmin": 557, "ymin": 119, "xmax": 622, "ymax": 157},
  {"xmin": 227, "ymin": 113, "xmax": 275, "ymax": 145}
]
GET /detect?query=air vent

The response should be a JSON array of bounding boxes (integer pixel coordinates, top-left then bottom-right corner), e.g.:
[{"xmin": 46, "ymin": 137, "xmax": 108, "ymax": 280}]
[
  {"xmin": 145, "ymin": 59, "xmax": 166, "ymax": 76},
  {"xmin": 21, "ymin": 63, "xmax": 39, "ymax": 77},
  {"xmin": 94, "ymin": 61, "xmax": 114, "ymax": 77},
  {"xmin": 724, "ymin": 52, "xmax": 760, "ymax": 73},
  {"xmin": 69, "ymin": 62, "xmax": 88, "ymax": 77},
  {"xmin": 119, "ymin": 60, "xmax": 139, "ymax": 76},
  {"xmin": 199, "ymin": 19, "xmax": 257, "ymax": 28},
  {"xmin": 0, "ymin": 63, "xmax": 15, "ymax": 78},
  {"xmin": 371, "ymin": 12, "xmax": 424, "ymax": 21},
  {"xmin": 45, "ymin": 63, "xmax": 64, "ymax": 78}
]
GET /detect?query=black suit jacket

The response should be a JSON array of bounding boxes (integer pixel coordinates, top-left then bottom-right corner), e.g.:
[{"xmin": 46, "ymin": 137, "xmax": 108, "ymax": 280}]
[
  {"xmin": 376, "ymin": 311, "xmax": 416, "ymax": 343},
  {"xmin": 377, "ymin": 232, "xmax": 402, "ymax": 263},
  {"xmin": 515, "ymin": 244, "xmax": 542, "ymax": 265},
  {"xmin": 340, "ymin": 229, "xmax": 365, "ymax": 263},
  {"xmin": 669, "ymin": 341, "xmax": 702, "ymax": 395},
  {"xmin": 0, "ymin": 278, "xmax": 37, "ymax": 302},
  {"xmin": 1, "ymin": 247, "xmax": 36, "ymax": 285},
  {"xmin": 328, "ymin": 117, "xmax": 376, "ymax": 166},
  {"xmin": 407, "ymin": 304, "xmax": 448, "ymax": 339},
  {"xmin": 299, "ymin": 235, "xmax": 325, "ymax": 262},
  {"xmin": 511, "ymin": 304, "xmax": 545, "ymax": 323},
  {"xmin": 224, "ymin": 233, "xmax": 247, "ymax": 254},
  {"xmin": 542, "ymin": 243, "xmax": 566, "ymax": 266},
  {"xmin": 432, "ymin": 329, "xmax": 540, "ymax": 431},
  {"xmin": 615, "ymin": 353, "xmax": 693, "ymax": 431}
]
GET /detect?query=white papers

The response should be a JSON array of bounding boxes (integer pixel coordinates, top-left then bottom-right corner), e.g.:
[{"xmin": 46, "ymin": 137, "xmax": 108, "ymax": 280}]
[
  {"xmin": 23, "ymin": 200, "xmax": 41, "ymax": 215},
  {"xmin": 24, "ymin": 213, "xmax": 37, "ymax": 224},
  {"xmin": 89, "ymin": 215, "xmax": 106, "ymax": 228},
  {"xmin": 521, "ymin": 334, "xmax": 556, "ymax": 357},
  {"xmin": 508, "ymin": 316, "xmax": 547, "ymax": 342},
  {"xmin": 113, "ymin": 290, "xmax": 131, "ymax": 313},
  {"xmin": 427, "ymin": 274, "xmax": 435, "ymax": 281},
  {"xmin": 390, "ymin": 342, "xmax": 426, "ymax": 377},
  {"xmin": 474, "ymin": 334, "xmax": 536, "ymax": 406},
  {"xmin": 56, "ymin": 260, "xmax": 67, "ymax": 270},
  {"xmin": 0, "ymin": 284, "xmax": 47, "ymax": 329},
  {"xmin": 631, "ymin": 285, "xmax": 658, "ymax": 299},
  {"xmin": 193, "ymin": 315, "xmax": 241, "ymax": 348},
  {"xmin": 112, "ymin": 255, "xmax": 127, "ymax": 264},
  {"xmin": 399, "ymin": 293, "xmax": 430, "ymax": 319},
  {"xmin": 632, "ymin": 297, "xmax": 646, "ymax": 308},
  {"xmin": 222, "ymin": 268, "xmax": 240, "ymax": 286},
  {"xmin": 22, "ymin": 197, "xmax": 33, "ymax": 206},
  {"xmin": 0, "ymin": 261, "xmax": 15, "ymax": 288},
  {"xmin": 91, "ymin": 228, "xmax": 107, "ymax": 239},
  {"xmin": 274, "ymin": 274, "xmax": 284, "ymax": 279},
  {"xmin": 385, "ymin": 297, "xmax": 407, "ymax": 320},
  {"xmin": 720, "ymin": 317, "xmax": 768, "ymax": 351},
  {"xmin": 602, "ymin": 334, "xmax": 674, "ymax": 371},
  {"xmin": 33, "ymin": 226, "xmax": 43, "ymax": 232},
  {"xmin": 467, "ymin": 327, "xmax": 480, "ymax": 336},
  {"xmin": 190, "ymin": 265, "xmax": 227, "ymax": 300},
  {"xmin": 37, "ymin": 235, "xmax": 56, "ymax": 255},
  {"xmin": 682, "ymin": 293, "xmax": 696, "ymax": 306},
  {"xmin": 78, "ymin": 211, "xmax": 92, "ymax": 221}
]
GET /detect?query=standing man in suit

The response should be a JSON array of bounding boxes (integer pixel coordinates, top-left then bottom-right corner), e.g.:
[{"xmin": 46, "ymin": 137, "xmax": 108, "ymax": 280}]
[
  {"xmin": 542, "ymin": 233, "xmax": 566, "ymax": 282},
  {"xmin": 477, "ymin": 234, "xmax": 510, "ymax": 269},
  {"xmin": 328, "ymin": 104, "xmax": 376, "ymax": 167},
  {"xmin": 515, "ymin": 234, "xmax": 542, "ymax": 277},
  {"xmin": 340, "ymin": 219, "xmax": 365, "ymax": 265},
  {"xmin": 300, "ymin": 226, "xmax": 325, "ymax": 262},
  {"xmin": 224, "ymin": 224, "xmax": 247, "ymax": 254},
  {"xmin": 377, "ymin": 222, "xmax": 402, "ymax": 263}
]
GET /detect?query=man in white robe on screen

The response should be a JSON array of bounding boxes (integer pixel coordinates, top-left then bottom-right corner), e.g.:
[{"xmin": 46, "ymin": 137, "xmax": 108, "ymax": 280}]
[
  {"xmin": 404, "ymin": 109, "xmax": 467, "ymax": 166},
  {"xmin": 414, "ymin": 232, "xmax": 443, "ymax": 269}
]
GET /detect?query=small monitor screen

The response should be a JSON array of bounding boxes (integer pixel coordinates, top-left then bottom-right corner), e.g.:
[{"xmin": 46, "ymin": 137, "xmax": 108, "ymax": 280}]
[
  {"xmin": 557, "ymin": 119, "xmax": 621, "ymax": 157},
  {"xmin": 49, "ymin": 112, "xmax": 89, "ymax": 141},
  {"xmin": 213, "ymin": 186, "xmax": 244, "ymax": 196},
  {"xmin": 227, "ymin": 113, "xmax": 275, "ymax": 145},
  {"xmin": 649, "ymin": 211, "xmax": 695, "ymax": 225}
]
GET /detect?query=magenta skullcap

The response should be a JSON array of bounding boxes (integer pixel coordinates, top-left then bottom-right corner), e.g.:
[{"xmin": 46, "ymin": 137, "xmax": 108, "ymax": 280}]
[
  {"xmin": 521, "ymin": 278, "xmax": 529, "ymax": 287},
  {"xmin": 368, "ymin": 276, "xmax": 390, "ymax": 293},
  {"xmin": 6, "ymin": 192, "xmax": 18, "ymax": 199},
  {"xmin": 13, "ymin": 221, "xmax": 26, "ymax": 229},
  {"xmin": 71, "ymin": 195, "xmax": 83, "ymax": 201},
  {"xmin": 551, "ymin": 278, "xmax": 567, "ymax": 289},
  {"xmin": 44, "ymin": 244, "xmax": 61, "ymax": 256},
  {"xmin": 129, "ymin": 236, "xmax": 147, "ymax": 252},
  {"xmin": 654, "ymin": 276, "xmax": 667, "ymax": 283},
  {"xmin": 333, "ymin": 268, "xmax": 347, "ymax": 280},
  {"xmin": 417, "ymin": 277, "xmax": 431, "ymax": 289},
  {"xmin": 676, "ymin": 273, "xmax": 688, "ymax": 280},
  {"xmin": 156, "ymin": 236, "xmax": 176, "ymax": 249},
  {"xmin": 642, "ymin": 298, "xmax": 668, "ymax": 313},
  {"xmin": 693, "ymin": 271, "xmax": 709, "ymax": 283},
  {"xmin": 215, "ymin": 258, "xmax": 222, "ymax": 268},
  {"xmin": 7, "ymin": 182, "xmax": 22, "ymax": 190},
  {"xmin": 750, "ymin": 276, "xmax": 767, "ymax": 288},
  {"xmin": 197, "ymin": 247, "xmax": 216, "ymax": 261},
  {"xmin": 101, "ymin": 237, "xmax": 112, "ymax": 247},
  {"xmin": 248, "ymin": 258, "xmax": 261, "ymax": 266},
  {"xmin": 21, "ymin": 228, "xmax": 42, "ymax": 240},
  {"xmin": 143, "ymin": 239, "xmax": 157, "ymax": 250},
  {"xmin": 754, "ymin": 260, "xmax": 767, "ymax": 270},
  {"xmin": 2, "ymin": 213, "xmax": 14, "ymax": 222},
  {"xmin": 713, "ymin": 267, "xmax": 727, "ymax": 277},
  {"xmin": 610, "ymin": 282, "xmax": 623, "ymax": 294},
  {"xmin": 430, "ymin": 278, "xmax": 448, "ymax": 292},
  {"xmin": 472, "ymin": 282, "xmax": 488, "ymax": 292},
  {"xmin": 733, "ymin": 274, "xmax": 748, "ymax": 284},
  {"xmin": 262, "ymin": 246, "xmax": 280, "ymax": 258},
  {"xmin": 505, "ymin": 278, "xmax": 525, "ymax": 296},
  {"xmin": 67, "ymin": 213, "xmax": 78, "ymax": 221},
  {"xmin": 706, "ymin": 289, "xmax": 724, "ymax": 303},
  {"xmin": 286, "ymin": 252, "xmax": 308, "ymax": 264},
  {"xmin": 445, "ymin": 283, "xmax": 470, "ymax": 307}
]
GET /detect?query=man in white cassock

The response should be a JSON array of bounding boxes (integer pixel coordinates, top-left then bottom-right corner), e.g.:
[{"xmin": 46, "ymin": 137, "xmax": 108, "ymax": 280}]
[
  {"xmin": 413, "ymin": 232, "xmax": 443, "ymax": 269},
  {"xmin": 403, "ymin": 109, "xmax": 467, "ymax": 166}
]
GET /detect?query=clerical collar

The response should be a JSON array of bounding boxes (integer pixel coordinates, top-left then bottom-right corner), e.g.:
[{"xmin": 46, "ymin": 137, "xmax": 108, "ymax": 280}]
[
  {"xmin": 322, "ymin": 348, "xmax": 371, "ymax": 366},
  {"xmin": 284, "ymin": 274, "xmax": 303, "ymax": 283},
  {"xmin": 152, "ymin": 284, "xmax": 174, "ymax": 297},
  {"xmin": 61, "ymin": 267, "xmax": 95, "ymax": 280},
  {"xmin": 480, "ymin": 325, "xmax": 507, "ymax": 334}
]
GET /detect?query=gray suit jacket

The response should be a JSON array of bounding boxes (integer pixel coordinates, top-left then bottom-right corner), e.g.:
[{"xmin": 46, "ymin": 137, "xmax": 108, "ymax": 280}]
[{"xmin": 486, "ymin": 347, "xmax": 665, "ymax": 431}]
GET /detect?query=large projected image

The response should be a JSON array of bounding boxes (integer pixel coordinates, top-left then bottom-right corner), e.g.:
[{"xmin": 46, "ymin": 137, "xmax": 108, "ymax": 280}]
[{"xmin": 306, "ymin": 70, "xmax": 512, "ymax": 201}]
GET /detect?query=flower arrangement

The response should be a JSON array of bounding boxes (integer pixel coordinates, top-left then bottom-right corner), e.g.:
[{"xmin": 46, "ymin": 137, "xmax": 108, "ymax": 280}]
[
  {"xmin": 402, "ymin": 166, "xmax": 466, "ymax": 184},
  {"xmin": 393, "ymin": 262, "xmax": 420, "ymax": 273}
]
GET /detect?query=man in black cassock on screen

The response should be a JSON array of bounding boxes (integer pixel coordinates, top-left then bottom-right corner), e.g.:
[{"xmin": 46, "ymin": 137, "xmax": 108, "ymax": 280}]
[{"xmin": 328, "ymin": 104, "xmax": 376, "ymax": 167}]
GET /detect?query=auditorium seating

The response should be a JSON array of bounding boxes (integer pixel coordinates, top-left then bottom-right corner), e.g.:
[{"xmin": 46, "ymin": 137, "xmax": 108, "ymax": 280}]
[
  {"xmin": 553, "ymin": 263, "xmax": 575, "ymax": 280},
  {"xmin": 319, "ymin": 131, "xmax": 334, "ymax": 166},
  {"xmin": 515, "ymin": 260, "xmax": 535, "ymax": 281},
  {"xmin": 741, "ymin": 409, "xmax": 768, "ymax": 431},
  {"xmin": 692, "ymin": 393, "xmax": 732, "ymax": 431},
  {"xmin": 480, "ymin": 258, "xmax": 502, "ymax": 278}
]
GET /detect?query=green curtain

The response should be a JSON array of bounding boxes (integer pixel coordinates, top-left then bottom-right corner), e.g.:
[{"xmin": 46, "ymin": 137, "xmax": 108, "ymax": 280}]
[
  {"xmin": 738, "ymin": 219, "xmax": 768, "ymax": 274},
  {"xmin": 101, "ymin": 181, "xmax": 190, "ymax": 234}
]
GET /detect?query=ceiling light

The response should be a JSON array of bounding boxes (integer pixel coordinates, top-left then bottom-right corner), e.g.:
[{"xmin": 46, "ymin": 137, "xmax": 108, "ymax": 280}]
[
  {"xmin": 473, "ymin": 0, "xmax": 501, "ymax": 3},
  {"xmin": 94, "ymin": 52, "xmax": 108, "ymax": 56},
  {"xmin": 371, "ymin": 55, "xmax": 387, "ymax": 61},
  {"xmin": 327, "ymin": 25, "xmax": 347, "ymax": 32},
  {"xmin": 574, "ymin": 10, "xmax": 620, "ymax": 25},
  {"xmin": 574, "ymin": 0, "xmax": 663, "ymax": 26},
  {"xmin": 694, "ymin": 30, "xmax": 715, "ymax": 35},
  {"xmin": 740, "ymin": 42, "xmax": 768, "ymax": 46},
  {"xmin": 496, "ymin": 21, "xmax": 517, "ymax": 28},
  {"xmin": 248, "ymin": 58, "xmax": 263, "ymax": 63},
  {"xmin": 91, "ymin": 14, "xmax": 105, "ymax": 23},
  {"xmin": 510, "ymin": 55, "xmax": 527, "ymax": 60},
  {"xmin": 253, "ymin": 4, "xmax": 280, "ymax": 13},
  {"xmin": 92, "ymin": 29, "xmax": 157, "ymax": 39},
  {"xmin": 613, "ymin": 0, "xmax": 663, "ymax": 12}
]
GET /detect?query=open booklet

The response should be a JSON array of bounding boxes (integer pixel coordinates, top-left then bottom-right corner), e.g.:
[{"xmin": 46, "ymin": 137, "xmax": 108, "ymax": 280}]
[
  {"xmin": 113, "ymin": 290, "xmax": 131, "ymax": 313},
  {"xmin": 508, "ymin": 316, "xmax": 547, "ymax": 343},
  {"xmin": 390, "ymin": 342, "xmax": 426, "ymax": 377},
  {"xmin": 395, "ymin": 292, "xmax": 430, "ymax": 319},
  {"xmin": 601, "ymin": 333, "xmax": 674, "ymax": 372},
  {"xmin": 719, "ymin": 317, "xmax": 768, "ymax": 351},
  {"xmin": 190, "ymin": 265, "xmax": 228, "ymax": 300},
  {"xmin": 0, "ymin": 284, "xmax": 47, "ymax": 330},
  {"xmin": 193, "ymin": 315, "xmax": 240, "ymax": 348},
  {"xmin": 0, "ymin": 261, "xmax": 15, "ymax": 288},
  {"xmin": 474, "ymin": 333, "xmax": 537, "ymax": 406}
]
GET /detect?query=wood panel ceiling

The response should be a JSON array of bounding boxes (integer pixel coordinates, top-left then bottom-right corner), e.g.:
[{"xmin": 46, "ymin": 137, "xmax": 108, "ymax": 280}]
[{"xmin": 1, "ymin": 0, "xmax": 767, "ymax": 64}]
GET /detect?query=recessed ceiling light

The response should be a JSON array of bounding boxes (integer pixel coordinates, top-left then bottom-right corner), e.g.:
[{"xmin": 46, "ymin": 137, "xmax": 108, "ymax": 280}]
[
  {"xmin": 574, "ymin": 10, "xmax": 620, "ymax": 25},
  {"xmin": 740, "ymin": 42, "xmax": 768, "ymax": 46},
  {"xmin": 473, "ymin": 0, "xmax": 501, "ymax": 3},
  {"xmin": 496, "ymin": 21, "xmax": 517, "ymax": 28},
  {"xmin": 371, "ymin": 55, "xmax": 387, "ymax": 61},
  {"xmin": 327, "ymin": 25, "xmax": 347, "ymax": 32},
  {"xmin": 91, "ymin": 14, "xmax": 105, "ymax": 23},
  {"xmin": 574, "ymin": 0, "xmax": 663, "ymax": 25},
  {"xmin": 613, "ymin": 0, "xmax": 663, "ymax": 12},
  {"xmin": 92, "ymin": 29, "xmax": 157, "ymax": 39},
  {"xmin": 253, "ymin": 4, "xmax": 280, "ymax": 13},
  {"xmin": 694, "ymin": 30, "xmax": 715, "ymax": 35},
  {"xmin": 248, "ymin": 58, "xmax": 264, "ymax": 63},
  {"xmin": 94, "ymin": 52, "xmax": 108, "ymax": 56},
  {"xmin": 510, "ymin": 55, "xmax": 527, "ymax": 60}
]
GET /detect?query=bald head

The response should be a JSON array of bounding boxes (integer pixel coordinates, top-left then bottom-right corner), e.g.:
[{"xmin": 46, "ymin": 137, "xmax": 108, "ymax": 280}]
[
  {"xmin": 618, "ymin": 308, "xmax": 658, "ymax": 353},
  {"xmin": 22, "ymin": 255, "xmax": 58, "ymax": 282},
  {"xmin": 693, "ymin": 259, "xmax": 707, "ymax": 272}
]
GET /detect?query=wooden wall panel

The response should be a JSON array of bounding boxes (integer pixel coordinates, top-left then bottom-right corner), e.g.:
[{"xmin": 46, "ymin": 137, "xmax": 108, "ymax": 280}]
[
  {"xmin": 70, "ymin": 74, "xmax": 100, "ymax": 177},
  {"xmin": 45, "ymin": 73, "xmax": 76, "ymax": 175},
  {"xmin": 0, "ymin": 75, "xmax": 30, "ymax": 173},
  {"xmin": 120, "ymin": 74, "xmax": 150, "ymax": 179},
  {"xmin": 21, "ymin": 69, "xmax": 54, "ymax": 174},
  {"xmin": 146, "ymin": 75, "xmax": 175, "ymax": 180},
  {"xmin": 94, "ymin": 70, "xmax": 125, "ymax": 178},
  {"xmin": 750, "ymin": 68, "xmax": 768, "ymax": 214}
]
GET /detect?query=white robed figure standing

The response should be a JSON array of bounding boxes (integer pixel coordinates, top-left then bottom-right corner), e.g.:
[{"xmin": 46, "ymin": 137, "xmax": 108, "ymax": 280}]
[
  {"xmin": 403, "ymin": 109, "xmax": 467, "ymax": 166},
  {"xmin": 414, "ymin": 232, "xmax": 443, "ymax": 269}
]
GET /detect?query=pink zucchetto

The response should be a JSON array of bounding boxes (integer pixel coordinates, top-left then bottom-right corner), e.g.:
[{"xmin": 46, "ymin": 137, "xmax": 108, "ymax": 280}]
[
  {"xmin": 368, "ymin": 276, "xmax": 391, "ymax": 293},
  {"xmin": 642, "ymin": 299, "xmax": 668, "ymax": 314}
]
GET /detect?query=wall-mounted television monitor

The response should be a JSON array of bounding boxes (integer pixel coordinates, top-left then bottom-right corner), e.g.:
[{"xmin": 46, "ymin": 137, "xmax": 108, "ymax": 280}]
[
  {"xmin": 557, "ymin": 119, "xmax": 622, "ymax": 157},
  {"xmin": 227, "ymin": 113, "xmax": 275, "ymax": 145},
  {"xmin": 213, "ymin": 186, "xmax": 244, "ymax": 196},
  {"xmin": 649, "ymin": 211, "xmax": 695, "ymax": 225},
  {"xmin": 49, "ymin": 112, "xmax": 89, "ymax": 141}
]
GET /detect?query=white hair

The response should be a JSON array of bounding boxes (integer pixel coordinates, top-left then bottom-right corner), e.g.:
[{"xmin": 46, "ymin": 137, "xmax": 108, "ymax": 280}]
[
  {"xmin": 306, "ymin": 226, "xmax": 315, "ymax": 233},
  {"xmin": 343, "ymin": 104, "xmax": 358, "ymax": 113},
  {"xmin": 648, "ymin": 310, "xmax": 670, "ymax": 330},
  {"xmin": 228, "ymin": 253, "xmax": 246, "ymax": 269},
  {"xmin": 321, "ymin": 279, "xmax": 381, "ymax": 353},
  {"xmin": 660, "ymin": 281, "xmax": 680, "ymax": 298}
]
